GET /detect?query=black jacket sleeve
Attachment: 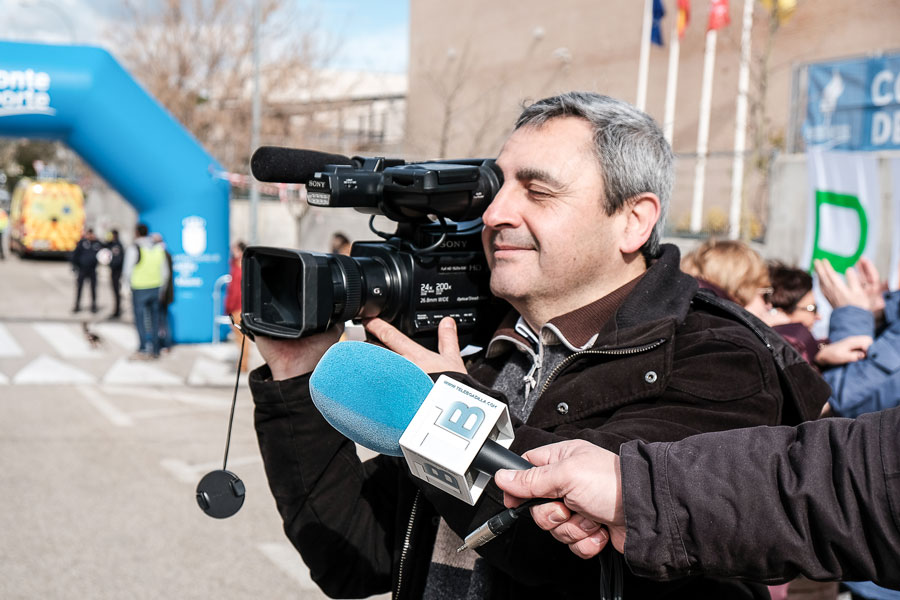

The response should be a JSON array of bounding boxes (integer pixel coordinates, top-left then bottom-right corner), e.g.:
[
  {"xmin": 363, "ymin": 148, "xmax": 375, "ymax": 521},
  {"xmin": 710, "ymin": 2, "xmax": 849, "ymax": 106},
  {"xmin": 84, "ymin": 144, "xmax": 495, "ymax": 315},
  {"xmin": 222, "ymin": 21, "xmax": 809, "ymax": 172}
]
[
  {"xmin": 620, "ymin": 407, "xmax": 900, "ymax": 588},
  {"xmin": 250, "ymin": 365, "xmax": 403, "ymax": 599}
]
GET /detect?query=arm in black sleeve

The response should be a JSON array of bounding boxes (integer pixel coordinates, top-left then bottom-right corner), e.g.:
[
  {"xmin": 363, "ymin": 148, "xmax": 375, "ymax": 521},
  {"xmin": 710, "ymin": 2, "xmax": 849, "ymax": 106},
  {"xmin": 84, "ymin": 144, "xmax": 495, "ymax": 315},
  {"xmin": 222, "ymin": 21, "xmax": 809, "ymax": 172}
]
[
  {"xmin": 620, "ymin": 407, "xmax": 900, "ymax": 588},
  {"xmin": 250, "ymin": 365, "xmax": 403, "ymax": 598}
]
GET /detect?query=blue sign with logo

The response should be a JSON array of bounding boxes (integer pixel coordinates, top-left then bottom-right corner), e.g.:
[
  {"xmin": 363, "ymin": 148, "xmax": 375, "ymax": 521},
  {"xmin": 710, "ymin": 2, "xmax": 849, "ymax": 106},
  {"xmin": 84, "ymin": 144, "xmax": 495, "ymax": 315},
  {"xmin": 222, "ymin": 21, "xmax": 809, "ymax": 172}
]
[{"xmin": 805, "ymin": 53, "xmax": 900, "ymax": 151}]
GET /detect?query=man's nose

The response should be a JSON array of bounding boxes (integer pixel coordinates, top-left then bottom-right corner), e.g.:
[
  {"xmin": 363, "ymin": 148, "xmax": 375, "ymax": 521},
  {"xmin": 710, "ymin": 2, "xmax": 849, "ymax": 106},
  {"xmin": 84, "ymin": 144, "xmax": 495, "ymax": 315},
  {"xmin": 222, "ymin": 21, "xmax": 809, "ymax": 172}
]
[{"xmin": 482, "ymin": 186, "xmax": 521, "ymax": 229}]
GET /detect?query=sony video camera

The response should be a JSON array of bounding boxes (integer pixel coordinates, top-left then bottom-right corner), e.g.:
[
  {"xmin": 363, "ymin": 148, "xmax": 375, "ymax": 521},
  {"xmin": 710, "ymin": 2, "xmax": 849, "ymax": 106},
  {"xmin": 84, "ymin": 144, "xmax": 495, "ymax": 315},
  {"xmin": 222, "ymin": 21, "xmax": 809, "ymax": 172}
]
[{"xmin": 240, "ymin": 146, "xmax": 506, "ymax": 350}]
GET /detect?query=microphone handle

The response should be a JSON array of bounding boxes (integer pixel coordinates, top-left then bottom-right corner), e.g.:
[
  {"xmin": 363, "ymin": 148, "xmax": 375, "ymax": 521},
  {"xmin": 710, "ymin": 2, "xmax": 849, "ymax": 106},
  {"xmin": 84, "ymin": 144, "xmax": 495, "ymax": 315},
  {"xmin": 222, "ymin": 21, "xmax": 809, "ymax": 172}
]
[{"xmin": 471, "ymin": 438, "xmax": 533, "ymax": 475}]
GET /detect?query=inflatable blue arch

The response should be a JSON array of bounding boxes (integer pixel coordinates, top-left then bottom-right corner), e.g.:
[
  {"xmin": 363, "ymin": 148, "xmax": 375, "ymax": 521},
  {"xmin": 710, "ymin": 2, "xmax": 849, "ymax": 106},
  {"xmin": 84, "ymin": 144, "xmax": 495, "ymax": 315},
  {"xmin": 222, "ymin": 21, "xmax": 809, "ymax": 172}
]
[{"xmin": 0, "ymin": 40, "xmax": 230, "ymax": 343}]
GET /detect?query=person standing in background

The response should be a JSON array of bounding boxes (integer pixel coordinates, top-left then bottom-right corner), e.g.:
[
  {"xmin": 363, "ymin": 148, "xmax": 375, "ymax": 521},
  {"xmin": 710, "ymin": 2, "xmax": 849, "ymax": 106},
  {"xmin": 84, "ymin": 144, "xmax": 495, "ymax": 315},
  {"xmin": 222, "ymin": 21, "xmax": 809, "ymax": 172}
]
[
  {"xmin": 105, "ymin": 229, "xmax": 125, "ymax": 319},
  {"xmin": 0, "ymin": 205, "xmax": 8, "ymax": 260},
  {"xmin": 224, "ymin": 241, "xmax": 248, "ymax": 371},
  {"xmin": 71, "ymin": 228, "xmax": 102, "ymax": 313},
  {"xmin": 330, "ymin": 232, "xmax": 352, "ymax": 256},
  {"xmin": 152, "ymin": 233, "xmax": 175, "ymax": 354},
  {"xmin": 123, "ymin": 223, "xmax": 169, "ymax": 359}
]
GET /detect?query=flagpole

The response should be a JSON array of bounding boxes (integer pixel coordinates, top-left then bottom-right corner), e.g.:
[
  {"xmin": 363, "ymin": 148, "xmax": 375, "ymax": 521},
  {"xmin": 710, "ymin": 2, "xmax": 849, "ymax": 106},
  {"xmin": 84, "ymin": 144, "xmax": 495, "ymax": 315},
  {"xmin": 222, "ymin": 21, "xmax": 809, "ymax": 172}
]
[
  {"xmin": 663, "ymin": 17, "xmax": 681, "ymax": 143},
  {"xmin": 690, "ymin": 27, "xmax": 718, "ymax": 233},
  {"xmin": 636, "ymin": 0, "xmax": 653, "ymax": 111},
  {"xmin": 729, "ymin": 0, "xmax": 754, "ymax": 239}
]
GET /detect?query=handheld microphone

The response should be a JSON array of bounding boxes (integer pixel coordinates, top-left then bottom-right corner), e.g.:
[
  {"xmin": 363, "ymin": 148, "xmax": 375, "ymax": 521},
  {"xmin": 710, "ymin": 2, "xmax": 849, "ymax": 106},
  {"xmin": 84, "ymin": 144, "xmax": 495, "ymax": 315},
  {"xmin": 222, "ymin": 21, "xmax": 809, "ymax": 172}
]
[
  {"xmin": 309, "ymin": 341, "xmax": 531, "ymax": 505},
  {"xmin": 250, "ymin": 146, "xmax": 356, "ymax": 183}
]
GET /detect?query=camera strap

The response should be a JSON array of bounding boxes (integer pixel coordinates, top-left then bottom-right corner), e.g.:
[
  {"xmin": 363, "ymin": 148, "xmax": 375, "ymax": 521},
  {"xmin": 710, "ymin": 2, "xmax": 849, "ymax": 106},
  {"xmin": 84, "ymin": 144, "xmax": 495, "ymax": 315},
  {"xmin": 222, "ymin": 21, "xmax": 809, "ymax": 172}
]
[{"xmin": 195, "ymin": 322, "xmax": 247, "ymax": 519}]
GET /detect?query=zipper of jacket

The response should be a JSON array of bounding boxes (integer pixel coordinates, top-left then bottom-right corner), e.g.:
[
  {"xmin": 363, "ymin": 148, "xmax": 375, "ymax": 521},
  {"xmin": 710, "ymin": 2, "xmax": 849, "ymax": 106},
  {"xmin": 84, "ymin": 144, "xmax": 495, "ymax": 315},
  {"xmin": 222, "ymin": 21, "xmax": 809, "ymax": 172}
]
[
  {"xmin": 393, "ymin": 490, "xmax": 421, "ymax": 600},
  {"xmin": 537, "ymin": 338, "xmax": 668, "ymax": 400}
]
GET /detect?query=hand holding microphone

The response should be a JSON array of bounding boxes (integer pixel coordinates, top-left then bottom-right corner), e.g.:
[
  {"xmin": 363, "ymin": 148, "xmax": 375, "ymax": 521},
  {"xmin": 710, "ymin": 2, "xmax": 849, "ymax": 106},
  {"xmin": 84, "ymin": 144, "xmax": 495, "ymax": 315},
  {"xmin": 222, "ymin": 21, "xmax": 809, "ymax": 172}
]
[{"xmin": 495, "ymin": 439, "xmax": 626, "ymax": 558}]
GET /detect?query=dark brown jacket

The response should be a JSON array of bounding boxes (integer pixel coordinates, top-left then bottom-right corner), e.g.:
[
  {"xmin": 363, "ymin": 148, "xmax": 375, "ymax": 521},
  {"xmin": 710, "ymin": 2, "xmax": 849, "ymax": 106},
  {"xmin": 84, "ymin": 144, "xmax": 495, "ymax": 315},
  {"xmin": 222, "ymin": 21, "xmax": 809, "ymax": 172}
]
[
  {"xmin": 622, "ymin": 406, "xmax": 900, "ymax": 588},
  {"xmin": 250, "ymin": 244, "xmax": 830, "ymax": 599}
]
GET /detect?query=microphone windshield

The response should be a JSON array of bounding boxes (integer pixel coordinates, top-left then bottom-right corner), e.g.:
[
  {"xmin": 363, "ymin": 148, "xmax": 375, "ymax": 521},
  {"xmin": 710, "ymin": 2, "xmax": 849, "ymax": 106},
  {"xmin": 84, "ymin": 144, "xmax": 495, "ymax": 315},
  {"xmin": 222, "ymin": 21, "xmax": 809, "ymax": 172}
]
[
  {"xmin": 309, "ymin": 341, "xmax": 433, "ymax": 456},
  {"xmin": 250, "ymin": 146, "xmax": 354, "ymax": 183}
]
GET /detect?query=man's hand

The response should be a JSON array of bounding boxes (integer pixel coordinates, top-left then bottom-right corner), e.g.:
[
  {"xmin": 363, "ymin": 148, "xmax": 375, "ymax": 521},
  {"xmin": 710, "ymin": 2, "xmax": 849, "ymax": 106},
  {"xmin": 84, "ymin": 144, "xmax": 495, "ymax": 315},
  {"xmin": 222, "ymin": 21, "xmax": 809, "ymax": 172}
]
[
  {"xmin": 494, "ymin": 439, "xmax": 625, "ymax": 559},
  {"xmin": 814, "ymin": 258, "xmax": 871, "ymax": 310},
  {"xmin": 815, "ymin": 334, "xmax": 873, "ymax": 367},
  {"xmin": 363, "ymin": 316, "xmax": 466, "ymax": 374},
  {"xmin": 254, "ymin": 324, "xmax": 344, "ymax": 381}
]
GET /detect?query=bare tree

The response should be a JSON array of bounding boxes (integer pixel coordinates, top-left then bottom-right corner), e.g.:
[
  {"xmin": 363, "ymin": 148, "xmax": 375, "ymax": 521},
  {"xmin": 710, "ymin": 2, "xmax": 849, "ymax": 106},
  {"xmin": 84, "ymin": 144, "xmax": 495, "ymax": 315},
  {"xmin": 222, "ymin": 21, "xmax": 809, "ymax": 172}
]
[
  {"xmin": 417, "ymin": 32, "xmax": 556, "ymax": 159},
  {"xmin": 107, "ymin": 0, "xmax": 336, "ymax": 173},
  {"xmin": 744, "ymin": 0, "xmax": 799, "ymax": 238}
]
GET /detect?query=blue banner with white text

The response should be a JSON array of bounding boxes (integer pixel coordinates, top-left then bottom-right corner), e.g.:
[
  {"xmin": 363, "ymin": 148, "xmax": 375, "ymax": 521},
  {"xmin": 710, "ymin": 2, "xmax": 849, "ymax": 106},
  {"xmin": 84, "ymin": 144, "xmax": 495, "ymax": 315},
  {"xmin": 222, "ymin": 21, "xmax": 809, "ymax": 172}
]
[{"xmin": 805, "ymin": 53, "xmax": 900, "ymax": 151}]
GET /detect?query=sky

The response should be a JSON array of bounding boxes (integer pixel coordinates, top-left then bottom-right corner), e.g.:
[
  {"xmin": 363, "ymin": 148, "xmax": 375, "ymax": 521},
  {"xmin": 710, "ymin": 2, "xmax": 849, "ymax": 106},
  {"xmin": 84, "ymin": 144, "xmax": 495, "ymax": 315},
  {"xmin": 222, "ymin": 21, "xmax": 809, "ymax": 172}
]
[{"xmin": 0, "ymin": 0, "xmax": 410, "ymax": 74}]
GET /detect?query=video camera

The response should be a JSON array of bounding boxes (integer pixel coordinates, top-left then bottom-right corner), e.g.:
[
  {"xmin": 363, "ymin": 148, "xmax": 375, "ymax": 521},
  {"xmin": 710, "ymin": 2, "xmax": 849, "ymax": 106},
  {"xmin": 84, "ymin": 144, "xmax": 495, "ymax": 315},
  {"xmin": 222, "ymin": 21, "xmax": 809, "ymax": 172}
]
[{"xmin": 240, "ymin": 146, "xmax": 506, "ymax": 350}]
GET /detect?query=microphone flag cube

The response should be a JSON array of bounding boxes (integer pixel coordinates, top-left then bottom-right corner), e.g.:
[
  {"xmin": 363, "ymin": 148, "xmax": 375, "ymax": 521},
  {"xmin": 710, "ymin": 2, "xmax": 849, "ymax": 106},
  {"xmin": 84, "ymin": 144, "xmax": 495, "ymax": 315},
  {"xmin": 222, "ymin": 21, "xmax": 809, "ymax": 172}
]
[{"xmin": 399, "ymin": 375, "xmax": 514, "ymax": 505}]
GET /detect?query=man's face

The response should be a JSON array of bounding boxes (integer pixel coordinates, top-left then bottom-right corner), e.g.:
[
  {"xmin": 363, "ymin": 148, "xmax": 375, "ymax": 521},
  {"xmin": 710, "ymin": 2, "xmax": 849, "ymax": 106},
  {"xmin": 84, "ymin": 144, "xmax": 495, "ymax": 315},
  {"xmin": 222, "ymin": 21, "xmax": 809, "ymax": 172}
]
[{"xmin": 481, "ymin": 117, "xmax": 628, "ymax": 319}]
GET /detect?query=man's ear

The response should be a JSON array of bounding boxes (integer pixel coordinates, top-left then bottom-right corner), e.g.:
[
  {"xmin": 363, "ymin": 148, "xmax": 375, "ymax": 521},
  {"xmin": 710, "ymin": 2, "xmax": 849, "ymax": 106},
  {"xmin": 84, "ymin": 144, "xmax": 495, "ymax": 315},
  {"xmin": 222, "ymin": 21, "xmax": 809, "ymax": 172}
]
[{"xmin": 619, "ymin": 193, "xmax": 661, "ymax": 255}]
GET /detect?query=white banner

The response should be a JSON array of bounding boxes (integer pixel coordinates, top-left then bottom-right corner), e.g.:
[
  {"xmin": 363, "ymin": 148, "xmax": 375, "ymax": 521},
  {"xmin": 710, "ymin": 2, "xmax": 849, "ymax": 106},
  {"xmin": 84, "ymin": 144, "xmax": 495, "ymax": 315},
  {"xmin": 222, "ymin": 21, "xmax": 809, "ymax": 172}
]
[
  {"xmin": 803, "ymin": 150, "xmax": 881, "ymax": 337},
  {"xmin": 802, "ymin": 150, "xmax": 881, "ymax": 273}
]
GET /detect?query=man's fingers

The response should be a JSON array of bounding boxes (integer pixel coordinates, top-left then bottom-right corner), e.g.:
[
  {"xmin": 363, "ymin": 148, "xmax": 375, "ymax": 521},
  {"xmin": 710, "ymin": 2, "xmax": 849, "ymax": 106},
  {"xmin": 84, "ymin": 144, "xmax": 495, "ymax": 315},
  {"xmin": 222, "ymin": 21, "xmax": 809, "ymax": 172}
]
[
  {"xmin": 495, "ymin": 464, "xmax": 568, "ymax": 502},
  {"xmin": 539, "ymin": 514, "xmax": 601, "ymax": 542},
  {"xmin": 364, "ymin": 318, "xmax": 420, "ymax": 356},
  {"xmin": 569, "ymin": 529, "xmax": 608, "ymax": 560},
  {"xmin": 529, "ymin": 500, "xmax": 572, "ymax": 531}
]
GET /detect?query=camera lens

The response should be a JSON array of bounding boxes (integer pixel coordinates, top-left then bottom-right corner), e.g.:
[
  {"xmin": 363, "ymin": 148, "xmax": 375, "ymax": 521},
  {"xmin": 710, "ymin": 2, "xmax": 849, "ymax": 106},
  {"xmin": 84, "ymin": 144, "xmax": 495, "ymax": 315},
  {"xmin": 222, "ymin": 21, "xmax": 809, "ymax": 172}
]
[{"xmin": 329, "ymin": 254, "xmax": 397, "ymax": 323}]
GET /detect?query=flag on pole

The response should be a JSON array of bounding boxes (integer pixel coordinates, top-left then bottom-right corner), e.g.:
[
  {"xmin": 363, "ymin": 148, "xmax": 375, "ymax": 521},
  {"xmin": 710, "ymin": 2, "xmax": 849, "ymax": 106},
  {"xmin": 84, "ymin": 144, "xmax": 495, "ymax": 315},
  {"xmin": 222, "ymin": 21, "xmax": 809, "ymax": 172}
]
[
  {"xmin": 677, "ymin": 0, "xmax": 690, "ymax": 39},
  {"xmin": 651, "ymin": 0, "xmax": 666, "ymax": 46},
  {"xmin": 761, "ymin": 0, "xmax": 797, "ymax": 24},
  {"xmin": 708, "ymin": 0, "xmax": 730, "ymax": 31}
]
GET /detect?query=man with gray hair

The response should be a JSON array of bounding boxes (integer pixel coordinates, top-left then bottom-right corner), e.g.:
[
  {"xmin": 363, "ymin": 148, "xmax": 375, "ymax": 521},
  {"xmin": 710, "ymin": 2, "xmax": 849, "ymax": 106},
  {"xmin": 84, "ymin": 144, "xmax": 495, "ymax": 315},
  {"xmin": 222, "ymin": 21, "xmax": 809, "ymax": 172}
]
[{"xmin": 249, "ymin": 92, "xmax": 828, "ymax": 599}]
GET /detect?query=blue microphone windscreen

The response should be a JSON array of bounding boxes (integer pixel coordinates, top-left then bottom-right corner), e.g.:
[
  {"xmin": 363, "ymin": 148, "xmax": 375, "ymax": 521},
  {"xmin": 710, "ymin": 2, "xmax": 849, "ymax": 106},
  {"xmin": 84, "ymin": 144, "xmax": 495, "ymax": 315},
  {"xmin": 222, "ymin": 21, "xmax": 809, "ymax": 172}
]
[{"xmin": 309, "ymin": 341, "xmax": 434, "ymax": 456}]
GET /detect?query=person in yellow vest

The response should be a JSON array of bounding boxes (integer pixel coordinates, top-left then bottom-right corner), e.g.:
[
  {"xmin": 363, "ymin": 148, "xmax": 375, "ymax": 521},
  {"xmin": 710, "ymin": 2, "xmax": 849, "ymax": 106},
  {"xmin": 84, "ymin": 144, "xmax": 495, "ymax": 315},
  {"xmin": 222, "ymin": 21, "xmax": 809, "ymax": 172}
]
[
  {"xmin": 0, "ymin": 206, "xmax": 8, "ymax": 260},
  {"xmin": 123, "ymin": 223, "xmax": 170, "ymax": 359}
]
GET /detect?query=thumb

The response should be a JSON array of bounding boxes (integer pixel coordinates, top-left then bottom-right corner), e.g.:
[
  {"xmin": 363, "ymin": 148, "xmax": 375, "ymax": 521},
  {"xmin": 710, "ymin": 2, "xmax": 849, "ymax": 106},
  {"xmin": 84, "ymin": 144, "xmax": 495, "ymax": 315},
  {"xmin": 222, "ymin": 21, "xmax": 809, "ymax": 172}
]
[
  {"xmin": 437, "ymin": 317, "xmax": 465, "ymax": 371},
  {"xmin": 495, "ymin": 465, "xmax": 563, "ymax": 502},
  {"xmin": 437, "ymin": 317, "xmax": 460, "ymax": 356}
]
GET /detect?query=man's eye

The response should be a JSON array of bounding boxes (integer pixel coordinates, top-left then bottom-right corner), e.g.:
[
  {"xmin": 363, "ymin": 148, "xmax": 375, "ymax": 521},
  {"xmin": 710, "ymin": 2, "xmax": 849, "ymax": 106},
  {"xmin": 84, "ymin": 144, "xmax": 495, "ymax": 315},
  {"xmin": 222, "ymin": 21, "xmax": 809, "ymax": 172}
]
[{"xmin": 528, "ymin": 189, "xmax": 552, "ymax": 199}]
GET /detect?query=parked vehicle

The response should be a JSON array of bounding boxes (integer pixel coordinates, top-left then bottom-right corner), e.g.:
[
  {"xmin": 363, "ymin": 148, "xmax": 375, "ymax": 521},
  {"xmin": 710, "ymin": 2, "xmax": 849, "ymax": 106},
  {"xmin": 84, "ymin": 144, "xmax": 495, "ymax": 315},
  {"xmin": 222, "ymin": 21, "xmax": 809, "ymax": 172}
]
[{"xmin": 9, "ymin": 178, "xmax": 85, "ymax": 257}]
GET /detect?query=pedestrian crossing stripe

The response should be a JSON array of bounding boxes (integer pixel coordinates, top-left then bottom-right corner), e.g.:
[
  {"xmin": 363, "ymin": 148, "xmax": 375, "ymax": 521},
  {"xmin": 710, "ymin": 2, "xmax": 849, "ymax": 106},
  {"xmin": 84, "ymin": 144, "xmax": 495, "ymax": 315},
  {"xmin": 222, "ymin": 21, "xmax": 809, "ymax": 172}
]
[
  {"xmin": 0, "ymin": 323, "xmax": 24, "ymax": 357},
  {"xmin": 91, "ymin": 322, "xmax": 138, "ymax": 350},
  {"xmin": 187, "ymin": 356, "xmax": 246, "ymax": 387},
  {"xmin": 33, "ymin": 323, "xmax": 103, "ymax": 358},
  {"xmin": 102, "ymin": 358, "xmax": 184, "ymax": 386},
  {"xmin": 13, "ymin": 355, "xmax": 96, "ymax": 384}
]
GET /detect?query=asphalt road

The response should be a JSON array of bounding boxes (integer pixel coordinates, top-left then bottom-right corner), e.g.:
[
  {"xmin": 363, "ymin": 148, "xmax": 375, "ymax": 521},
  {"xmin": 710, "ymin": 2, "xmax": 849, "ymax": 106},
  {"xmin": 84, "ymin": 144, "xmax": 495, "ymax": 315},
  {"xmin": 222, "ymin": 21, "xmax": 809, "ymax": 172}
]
[{"xmin": 0, "ymin": 255, "xmax": 386, "ymax": 599}]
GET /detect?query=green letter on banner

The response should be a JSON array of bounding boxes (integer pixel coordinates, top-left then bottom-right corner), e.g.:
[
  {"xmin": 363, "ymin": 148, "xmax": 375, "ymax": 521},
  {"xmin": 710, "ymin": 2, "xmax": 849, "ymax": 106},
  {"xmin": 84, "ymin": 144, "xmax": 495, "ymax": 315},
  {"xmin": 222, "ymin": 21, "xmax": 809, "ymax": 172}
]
[{"xmin": 810, "ymin": 190, "xmax": 868, "ymax": 274}]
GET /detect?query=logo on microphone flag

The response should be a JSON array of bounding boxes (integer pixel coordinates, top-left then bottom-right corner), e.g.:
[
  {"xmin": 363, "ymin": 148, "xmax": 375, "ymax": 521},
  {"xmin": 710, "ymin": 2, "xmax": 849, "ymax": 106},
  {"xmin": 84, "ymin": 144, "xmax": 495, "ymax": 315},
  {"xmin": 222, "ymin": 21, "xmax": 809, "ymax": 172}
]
[{"xmin": 400, "ymin": 375, "xmax": 514, "ymax": 505}]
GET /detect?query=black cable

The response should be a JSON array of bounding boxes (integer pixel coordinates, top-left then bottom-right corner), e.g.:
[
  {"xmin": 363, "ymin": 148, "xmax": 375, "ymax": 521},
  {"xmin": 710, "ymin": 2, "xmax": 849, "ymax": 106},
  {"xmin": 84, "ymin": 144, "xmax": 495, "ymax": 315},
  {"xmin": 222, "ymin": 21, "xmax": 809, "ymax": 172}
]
[{"xmin": 222, "ymin": 329, "xmax": 246, "ymax": 470}]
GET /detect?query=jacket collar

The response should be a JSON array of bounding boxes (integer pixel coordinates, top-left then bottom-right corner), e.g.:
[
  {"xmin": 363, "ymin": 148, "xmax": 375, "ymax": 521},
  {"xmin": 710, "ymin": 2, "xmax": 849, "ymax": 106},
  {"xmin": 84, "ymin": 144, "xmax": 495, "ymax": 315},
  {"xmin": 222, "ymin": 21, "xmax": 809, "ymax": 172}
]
[{"xmin": 613, "ymin": 243, "xmax": 697, "ymax": 330}]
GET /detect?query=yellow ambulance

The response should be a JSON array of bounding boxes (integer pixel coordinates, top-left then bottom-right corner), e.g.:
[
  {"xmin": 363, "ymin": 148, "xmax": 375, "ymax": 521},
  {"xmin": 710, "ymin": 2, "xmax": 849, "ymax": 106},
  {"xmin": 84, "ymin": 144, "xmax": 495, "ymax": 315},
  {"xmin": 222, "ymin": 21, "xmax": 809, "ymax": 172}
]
[{"xmin": 9, "ymin": 178, "xmax": 86, "ymax": 257}]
